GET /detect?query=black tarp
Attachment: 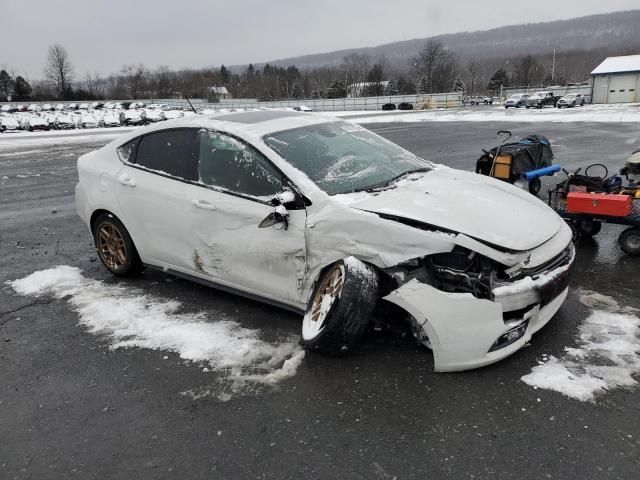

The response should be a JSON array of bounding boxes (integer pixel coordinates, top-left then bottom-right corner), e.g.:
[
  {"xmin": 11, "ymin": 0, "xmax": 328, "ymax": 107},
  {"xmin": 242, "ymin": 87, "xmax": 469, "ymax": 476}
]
[{"xmin": 476, "ymin": 135, "xmax": 554, "ymax": 179}]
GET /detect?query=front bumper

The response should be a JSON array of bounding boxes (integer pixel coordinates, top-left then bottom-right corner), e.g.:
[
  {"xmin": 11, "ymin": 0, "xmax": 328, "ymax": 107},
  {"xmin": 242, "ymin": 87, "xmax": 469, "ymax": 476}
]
[{"xmin": 384, "ymin": 244, "xmax": 574, "ymax": 372}]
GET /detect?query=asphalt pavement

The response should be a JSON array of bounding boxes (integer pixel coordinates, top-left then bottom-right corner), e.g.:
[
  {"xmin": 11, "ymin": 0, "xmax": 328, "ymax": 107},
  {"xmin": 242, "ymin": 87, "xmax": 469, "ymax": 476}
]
[{"xmin": 1, "ymin": 121, "xmax": 639, "ymax": 479}]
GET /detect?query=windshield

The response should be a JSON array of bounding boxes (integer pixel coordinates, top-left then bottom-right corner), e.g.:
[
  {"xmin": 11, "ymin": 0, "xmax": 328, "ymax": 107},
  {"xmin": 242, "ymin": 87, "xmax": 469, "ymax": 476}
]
[
  {"xmin": 509, "ymin": 95, "xmax": 522, "ymax": 99},
  {"xmin": 263, "ymin": 121, "xmax": 431, "ymax": 194},
  {"xmin": 563, "ymin": 94, "xmax": 576, "ymax": 99}
]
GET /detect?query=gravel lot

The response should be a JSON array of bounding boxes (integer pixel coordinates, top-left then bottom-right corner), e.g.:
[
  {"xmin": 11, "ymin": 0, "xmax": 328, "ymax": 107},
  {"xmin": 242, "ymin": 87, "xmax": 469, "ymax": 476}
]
[{"xmin": 1, "ymin": 121, "xmax": 639, "ymax": 480}]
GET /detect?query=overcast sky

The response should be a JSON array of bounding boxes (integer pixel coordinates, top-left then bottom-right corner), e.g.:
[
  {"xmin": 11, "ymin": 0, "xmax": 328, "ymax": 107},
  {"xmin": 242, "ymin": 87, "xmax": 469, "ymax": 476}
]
[{"xmin": 2, "ymin": 0, "xmax": 638, "ymax": 80}]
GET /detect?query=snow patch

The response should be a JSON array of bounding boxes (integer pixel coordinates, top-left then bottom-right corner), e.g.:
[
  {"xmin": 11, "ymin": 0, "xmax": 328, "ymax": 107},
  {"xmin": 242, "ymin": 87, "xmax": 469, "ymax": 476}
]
[
  {"xmin": 521, "ymin": 290, "xmax": 640, "ymax": 402},
  {"xmin": 353, "ymin": 104, "xmax": 640, "ymax": 124},
  {"xmin": 8, "ymin": 266, "xmax": 304, "ymax": 400}
]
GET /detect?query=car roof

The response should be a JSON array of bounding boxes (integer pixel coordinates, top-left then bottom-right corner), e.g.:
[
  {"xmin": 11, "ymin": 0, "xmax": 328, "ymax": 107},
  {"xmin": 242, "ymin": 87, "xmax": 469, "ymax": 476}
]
[{"xmin": 108, "ymin": 110, "xmax": 340, "ymax": 148}]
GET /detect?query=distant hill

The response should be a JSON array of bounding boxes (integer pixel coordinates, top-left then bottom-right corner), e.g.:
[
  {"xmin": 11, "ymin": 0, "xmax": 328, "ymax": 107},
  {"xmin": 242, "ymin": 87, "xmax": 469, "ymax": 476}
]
[{"xmin": 234, "ymin": 10, "xmax": 640, "ymax": 77}]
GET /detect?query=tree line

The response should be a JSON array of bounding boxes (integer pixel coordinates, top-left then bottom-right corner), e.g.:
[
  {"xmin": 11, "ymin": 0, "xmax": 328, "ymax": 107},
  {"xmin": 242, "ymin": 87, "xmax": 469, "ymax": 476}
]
[{"xmin": 0, "ymin": 41, "xmax": 593, "ymax": 103}]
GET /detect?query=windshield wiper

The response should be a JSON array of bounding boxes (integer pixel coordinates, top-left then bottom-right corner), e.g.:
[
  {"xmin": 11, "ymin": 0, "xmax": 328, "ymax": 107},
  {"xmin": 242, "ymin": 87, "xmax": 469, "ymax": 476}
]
[{"xmin": 353, "ymin": 167, "xmax": 431, "ymax": 193}]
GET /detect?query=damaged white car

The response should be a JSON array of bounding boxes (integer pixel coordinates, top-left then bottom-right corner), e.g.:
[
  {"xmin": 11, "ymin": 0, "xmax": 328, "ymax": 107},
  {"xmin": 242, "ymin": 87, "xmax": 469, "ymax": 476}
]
[{"xmin": 75, "ymin": 111, "xmax": 574, "ymax": 372}]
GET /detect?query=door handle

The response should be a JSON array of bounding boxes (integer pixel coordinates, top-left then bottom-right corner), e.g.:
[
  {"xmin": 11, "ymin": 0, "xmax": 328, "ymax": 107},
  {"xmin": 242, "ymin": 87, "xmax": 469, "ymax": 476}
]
[
  {"xmin": 118, "ymin": 174, "xmax": 136, "ymax": 187},
  {"xmin": 191, "ymin": 199, "xmax": 217, "ymax": 210}
]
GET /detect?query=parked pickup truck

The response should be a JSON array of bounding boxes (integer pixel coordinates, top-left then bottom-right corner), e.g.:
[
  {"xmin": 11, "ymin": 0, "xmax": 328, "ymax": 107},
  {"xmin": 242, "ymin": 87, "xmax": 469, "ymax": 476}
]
[
  {"xmin": 465, "ymin": 95, "xmax": 493, "ymax": 105},
  {"xmin": 525, "ymin": 91, "xmax": 560, "ymax": 109}
]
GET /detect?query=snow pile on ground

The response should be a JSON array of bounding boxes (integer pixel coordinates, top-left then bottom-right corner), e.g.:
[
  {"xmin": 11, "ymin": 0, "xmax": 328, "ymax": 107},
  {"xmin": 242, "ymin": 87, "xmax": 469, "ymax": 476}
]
[
  {"xmin": 354, "ymin": 103, "xmax": 640, "ymax": 124},
  {"xmin": 8, "ymin": 266, "xmax": 304, "ymax": 400},
  {"xmin": 521, "ymin": 291, "xmax": 640, "ymax": 402}
]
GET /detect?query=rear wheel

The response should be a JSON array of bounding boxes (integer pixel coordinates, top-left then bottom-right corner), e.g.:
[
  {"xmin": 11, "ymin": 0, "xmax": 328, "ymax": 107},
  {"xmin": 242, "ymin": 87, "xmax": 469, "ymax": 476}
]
[
  {"xmin": 576, "ymin": 219, "xmax": 602, "ymax": 237},
  {"xmin": 618, "ymin": 228, "xmax": 640, "ymax": 256},
  {"xmin": 300, "ymin": 258, "xmax": 378, "ymax": 355},
  {"xmin": 93, "ymin": 213, "xmax": 143, "ymax": 276}
]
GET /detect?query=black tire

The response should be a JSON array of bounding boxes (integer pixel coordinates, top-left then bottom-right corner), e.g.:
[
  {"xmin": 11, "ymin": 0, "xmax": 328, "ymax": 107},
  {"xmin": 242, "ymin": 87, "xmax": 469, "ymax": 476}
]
[
  {"xmin": 575, "ymin": 219, "xmax": 602, "ymax": 237},
  {"xmin": 528, "ymin": 178, "xmax": 542, "ymax": 195},
  {"xmin": 526, "ymin": 106, "xmax": 530, "ymax": 109},
  {"xmin": 93, "ymin": 213, "xmax": 143, "ymax": 276},
  {"xmin": 618, "ymin": 228, "xmax": 640, "ymax": 256},
  {"xmin": 568, "ymin": 221, "xmax": 580, "ymax": 243},
  {"xmin": 300, "ymin": 258, "xmax": 379, "ymax": 355}
]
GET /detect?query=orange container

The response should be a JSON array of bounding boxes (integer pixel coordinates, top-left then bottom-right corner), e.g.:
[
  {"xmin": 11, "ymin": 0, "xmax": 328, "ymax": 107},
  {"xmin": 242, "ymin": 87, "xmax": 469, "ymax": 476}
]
[
  {"xmin": 492, "ymin": 154, "xmax": 512, "ymax": 180},
  {"xmin": 566, "ymin": 192, "xmax": 633, "ymax": 217}
]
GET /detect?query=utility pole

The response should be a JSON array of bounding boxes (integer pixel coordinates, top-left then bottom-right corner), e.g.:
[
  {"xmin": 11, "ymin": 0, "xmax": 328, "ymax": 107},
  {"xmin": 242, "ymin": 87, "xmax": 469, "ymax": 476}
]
[{"xmin": 551, "ymin": 48, "xmax": 556, "ymax": 83}]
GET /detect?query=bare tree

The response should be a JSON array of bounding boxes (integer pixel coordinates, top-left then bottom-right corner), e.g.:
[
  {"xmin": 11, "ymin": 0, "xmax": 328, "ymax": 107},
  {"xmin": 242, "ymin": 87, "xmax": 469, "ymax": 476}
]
[
  {"xmin": 465, "ymin": 61, "xmax": 480, "ymax": 95},
  {"xmin": 412, "ymin": 40, "xmax": 447, "ymax": 93},
  {"xmin": 120, "ymin": 63, "xmax": 147, "ymax": 99},
  {"xmin": 342, "ymin": 53, "xmax": 370, "ymax": 96},
  {"xmin": 514, "ymin": 55, "xmax": 543, "ymax": 86},
  {"xmin": 44, "ymin": 44, "xmax": 75, "ymax": 99},
  {"xmin": 85, "ymin": 72, "xmax": 104, "ymax": 99}
]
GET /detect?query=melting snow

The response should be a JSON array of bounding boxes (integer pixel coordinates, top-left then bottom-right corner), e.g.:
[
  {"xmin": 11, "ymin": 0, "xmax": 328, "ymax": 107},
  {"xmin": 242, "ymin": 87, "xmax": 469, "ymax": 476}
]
[
  {"xmin": 521, "ymin": 290, "xmax": 640, "ymax": 402},
  {"xmin": 8, "ymin": 266, "xmax": 304, "ymax": 400}
]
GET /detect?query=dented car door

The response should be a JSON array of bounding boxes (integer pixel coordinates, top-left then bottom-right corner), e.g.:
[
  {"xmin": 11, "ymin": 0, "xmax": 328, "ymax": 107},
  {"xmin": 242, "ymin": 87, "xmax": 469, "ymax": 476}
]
[{"xmin": 180, "ymin": 130, "xmax": 307, "ymax": 306}]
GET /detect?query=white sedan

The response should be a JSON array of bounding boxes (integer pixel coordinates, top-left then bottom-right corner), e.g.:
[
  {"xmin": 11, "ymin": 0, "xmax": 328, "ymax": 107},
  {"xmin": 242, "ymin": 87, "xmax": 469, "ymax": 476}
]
[{"xmin": 75, "ymin": 111, "xmax": 574, "ymax": 372}]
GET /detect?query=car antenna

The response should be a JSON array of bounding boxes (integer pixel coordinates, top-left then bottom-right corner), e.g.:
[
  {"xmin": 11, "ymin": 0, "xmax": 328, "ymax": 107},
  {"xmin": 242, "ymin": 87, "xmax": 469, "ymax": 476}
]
[{"xmin": 183, "ymin": 94, "xmax": 198, "ymax": 114}]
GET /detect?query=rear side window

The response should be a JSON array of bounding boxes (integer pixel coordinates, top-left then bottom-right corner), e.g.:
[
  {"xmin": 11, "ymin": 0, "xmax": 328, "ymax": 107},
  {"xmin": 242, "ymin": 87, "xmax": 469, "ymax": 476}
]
[
  {"xmin": 117, "ymin": 138, "xmax": 139, "ymax": 163},
  {"xmin": 135, "ymin": 129, "xmax": 197, "ymax": 179}
]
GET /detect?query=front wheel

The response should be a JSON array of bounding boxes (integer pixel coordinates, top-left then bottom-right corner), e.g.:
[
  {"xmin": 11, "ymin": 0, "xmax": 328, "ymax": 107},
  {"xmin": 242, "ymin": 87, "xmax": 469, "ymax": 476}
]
[
  {"xmin": 93, "ymin": 213, "xmax": 143, "ymax": 276},
  {"xmin": 619, "ymin": 228, "xmax": 640, "ymax": 256},
  {"xmin": 300, "ymin": 258, "xmax": 379, "ymax": 355}
]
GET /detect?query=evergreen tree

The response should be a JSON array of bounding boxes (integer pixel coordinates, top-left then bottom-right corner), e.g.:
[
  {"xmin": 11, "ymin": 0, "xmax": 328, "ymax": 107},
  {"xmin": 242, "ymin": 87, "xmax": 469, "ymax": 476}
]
[
  {"xmin": 453, "ymin": 77, "xmax": 465, "ymax": 93},
  {"xmin": 13, "ymin": 76, "xmax": 32, "ymax": 101},
  {"xmin": 487, "ymin": 68, "xmax": 509, "ymax": 93},
  {"xmin": 219, "ymin": 65, "xmax": 230, "ymax": 85},
  {"xmin": 291, "ymin": 83, "xmax": 302, "ymax": 99},
  {"xmin": 384, "ymin": 78, "xmax": 399, "ymax": 96},
  {"xmin": 327, "ymin": 80, "xmax": 346, "ymax": 98},
  {"xmin": 418, "ymin": 76, "xmax": 429, "ymax": 94},
  {"xmin": 0, "ymin": 70, "xmax": 14, "ymax": 101}
]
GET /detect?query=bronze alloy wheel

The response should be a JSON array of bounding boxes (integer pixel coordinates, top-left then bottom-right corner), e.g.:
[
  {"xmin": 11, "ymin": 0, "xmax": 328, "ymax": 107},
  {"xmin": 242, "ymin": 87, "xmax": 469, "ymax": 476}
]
[
  {"xmin": 96, "ymin": 223, "xmax": 127, "ymax": 271},
  {"xmin": 302, "ymin": 264, "xmax": 345, "ymax": 340}
]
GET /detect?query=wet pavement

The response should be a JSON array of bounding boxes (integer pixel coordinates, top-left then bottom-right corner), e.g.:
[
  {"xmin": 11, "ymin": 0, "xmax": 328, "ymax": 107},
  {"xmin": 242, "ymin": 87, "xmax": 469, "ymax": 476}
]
[{"xmin": 1, "ymin": 122, "xmax": 639, "ymax": 479}]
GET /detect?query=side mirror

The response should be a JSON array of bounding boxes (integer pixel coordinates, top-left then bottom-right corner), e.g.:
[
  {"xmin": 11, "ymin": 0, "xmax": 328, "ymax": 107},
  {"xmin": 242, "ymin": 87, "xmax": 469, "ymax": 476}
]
[
  {"xmin": 259, "ymin": 205, "xmax": 289, "ymax": 230},
  {"xmin": 271, "ymin": 189, "xmax": 296, "ymax": 207}
]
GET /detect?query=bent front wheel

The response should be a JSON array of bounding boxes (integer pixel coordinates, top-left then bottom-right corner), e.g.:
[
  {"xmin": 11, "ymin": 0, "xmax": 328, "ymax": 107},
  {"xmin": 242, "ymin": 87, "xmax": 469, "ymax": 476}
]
[{"xmin": 300, "ymin": 258, "xmax": 378, "ymax": 355}]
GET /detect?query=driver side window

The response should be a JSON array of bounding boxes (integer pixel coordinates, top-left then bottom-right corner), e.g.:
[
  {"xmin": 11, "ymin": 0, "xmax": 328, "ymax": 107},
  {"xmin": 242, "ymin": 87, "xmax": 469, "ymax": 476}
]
[{"xmin": 198, "ymin": 130, "xmax": 283, "ymax": 199}]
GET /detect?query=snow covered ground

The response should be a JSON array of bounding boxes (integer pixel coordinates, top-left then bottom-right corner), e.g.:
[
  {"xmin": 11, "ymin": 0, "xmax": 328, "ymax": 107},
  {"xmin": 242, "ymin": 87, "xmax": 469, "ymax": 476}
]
[
  {"xmin": 354, "ymin": 103, "xmax": 640, "ymax": 124},
  {"xmin": 7, "ymin": 266, "xmax": 305, "ymax": 401},
  {"xmin": 521, "ymin": 290, "xmax": 640, "ymax": 402}
]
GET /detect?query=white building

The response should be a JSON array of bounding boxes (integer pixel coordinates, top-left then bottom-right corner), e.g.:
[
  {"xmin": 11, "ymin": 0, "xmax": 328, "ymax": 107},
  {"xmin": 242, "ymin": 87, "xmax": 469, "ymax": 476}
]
[
  {"xmin": 591, "ymin": 55, "xmax": 640, "ymax": 104},
  {"xmin": 347, "ymin": 81, "xmax": 389, "ymax": 98},
  {"xmin": 208, "ymin": 86, "xmax": 231, "ymax": 100}
]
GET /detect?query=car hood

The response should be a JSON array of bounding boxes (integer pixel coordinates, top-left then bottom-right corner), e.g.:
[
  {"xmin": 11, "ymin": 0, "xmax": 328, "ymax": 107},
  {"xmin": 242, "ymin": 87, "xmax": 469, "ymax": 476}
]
[{"xmin": 340, "ymin": 168, "xmax": 562, "ymax": 251}]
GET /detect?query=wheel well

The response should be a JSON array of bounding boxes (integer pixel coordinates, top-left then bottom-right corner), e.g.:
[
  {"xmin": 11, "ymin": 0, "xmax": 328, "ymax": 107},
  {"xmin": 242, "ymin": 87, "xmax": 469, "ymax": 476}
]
[{"xmin": 90, "ymin": 209, "xmax": 118, "ymax": 233}]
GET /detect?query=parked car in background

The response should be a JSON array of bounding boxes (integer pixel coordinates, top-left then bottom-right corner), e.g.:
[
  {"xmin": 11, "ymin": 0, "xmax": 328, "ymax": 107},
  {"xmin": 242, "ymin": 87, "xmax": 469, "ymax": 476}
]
[
  {"xmin": 526, "ymin": 91, "xmax": 559, "ymax": 108},
  {"xmin": 556, "ymin": 93, "xmax": 586, "ymax": 108},
  {"xmin": 100, "ymin": 110, "xmax": 124, "ymax": 127},
  {"xmin": 0, "ymin": 105, "xmax": 15, "ymax": 113},
  {"xmin": 27, "ymin": 104, "xmax": 42, "ymax": 112},
  {"xmin": 0, "ymin": 115, "xmax": 21, "ymax": 132},
  {"xmin": 504, "ymin": 94, "xmax": 529, "ymax": 108},
  {"xmin": 25, "ymin": 114, "xmax": 50, "ymax": 131},
  {"xmin": 292, "ymin": 105, "xmax": 313, "ymax": 112},
  {"xmin": 55, "ymin": 104, "xmax": 66, "ymax": 111},
  {"xmin": 42, "ymin": 104, "xmax": 55, "ymax": 111},
  {"xmin": 465, "ymin": 95, "xmax": 493, "ymax": 105},
  {"xmin": 54, "ymin": 113, "xmax": 77, "ymax": 130},
  {"xmin": 123, "ymin": 109, "xmax": 147, "ymax": 125},
  {"xmin": 80, "ymin": 113, "xmax": 99, "ymax": 129},
  {"xmin": 397, "ymin": 102, "xmax": 414, "ymax": 110},
  {"xmin": 67, "ymin": 103, "xmax": 79, "ymax": 110},
  {"xmin": 382, "ymin": 103, "xmax": 396, "ymax": 111},
  {"xmin": 163, "ymin": 109, "xmax": 184, "ymax": 120},
  {"xmin": 144, "ymin": 109, "xmax": 166, "ymax": 122}
]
